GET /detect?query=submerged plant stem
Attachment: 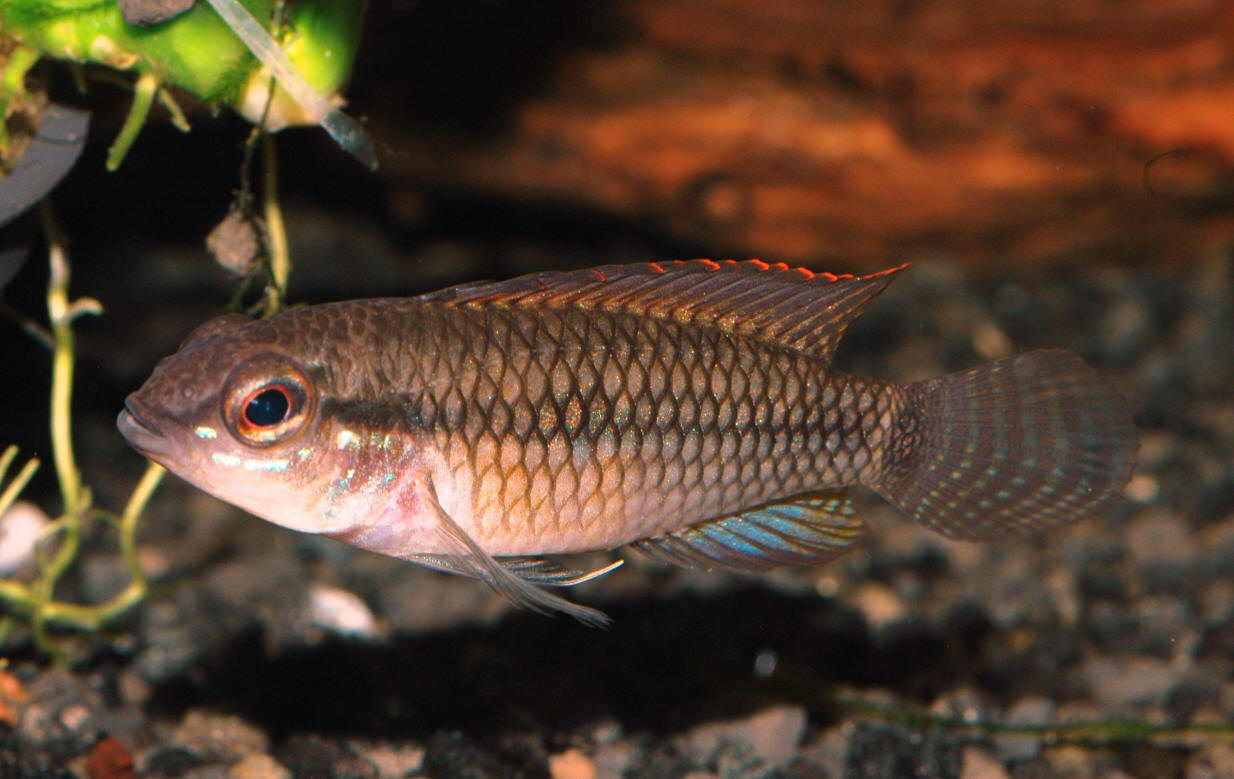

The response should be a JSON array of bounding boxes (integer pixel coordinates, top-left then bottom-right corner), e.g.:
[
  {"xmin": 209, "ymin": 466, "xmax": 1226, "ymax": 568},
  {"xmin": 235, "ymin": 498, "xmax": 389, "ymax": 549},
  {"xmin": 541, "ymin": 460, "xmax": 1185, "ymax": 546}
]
[
  {"xmin": 201, "ymin": 0, "xmax": 376, "ymax": 168},
  {"xmin": 44, "ymin": 208, "xmax": 85, "ymax": 515},
  {"xmin": 0, "ymin": 447, "xmax": 39, "ymax": 517},
  {"xmin": 262, "ymin": 131, "xmax": 289, "ymax": 315},
  {"xmin": 0, "ymin": 204, "xmax": 160, "ymax": 654},
  {"xmin": 827, "ymin": 693, "xmax": 1234, "ymax": 745},
  {"xmin": 107, "ymin": 72, "xmax": 160, "ymax": 172}
]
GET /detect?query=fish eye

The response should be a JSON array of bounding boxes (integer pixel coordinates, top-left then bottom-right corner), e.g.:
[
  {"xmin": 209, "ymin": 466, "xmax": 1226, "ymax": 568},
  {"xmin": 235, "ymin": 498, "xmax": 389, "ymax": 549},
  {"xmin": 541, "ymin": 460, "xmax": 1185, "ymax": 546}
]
[
  {"xmin": 224, "ymin": 358, "xmax": 313, "ymax": 447},
  {"xmin": 243, "ymin": 386, "xmax": 291, "ymax": 428}
]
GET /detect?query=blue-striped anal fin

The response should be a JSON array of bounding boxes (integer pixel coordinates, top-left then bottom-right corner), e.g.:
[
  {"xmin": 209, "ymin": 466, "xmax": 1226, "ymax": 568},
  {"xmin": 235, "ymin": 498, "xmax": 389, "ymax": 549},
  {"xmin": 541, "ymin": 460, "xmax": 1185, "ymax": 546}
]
[{"xmin": 631, "ymin": 493, "xmax": 866, "ymax": 572}]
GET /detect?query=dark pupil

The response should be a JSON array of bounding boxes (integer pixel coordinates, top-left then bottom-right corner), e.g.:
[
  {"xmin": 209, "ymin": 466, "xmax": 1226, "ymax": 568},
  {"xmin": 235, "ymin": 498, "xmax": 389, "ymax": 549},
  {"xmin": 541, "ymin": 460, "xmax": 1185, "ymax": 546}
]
[{"xmin": 246, "ymin": 388, "xmax": 290, "ymax": 427}]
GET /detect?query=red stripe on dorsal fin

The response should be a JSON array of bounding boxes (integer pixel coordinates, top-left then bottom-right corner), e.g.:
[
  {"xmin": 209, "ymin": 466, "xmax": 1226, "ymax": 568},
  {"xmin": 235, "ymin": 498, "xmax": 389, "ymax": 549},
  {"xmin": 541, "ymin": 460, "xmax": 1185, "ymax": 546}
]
[{"xmin": 421, "ymin": 260, "xmax": 907, "ymax": 362}]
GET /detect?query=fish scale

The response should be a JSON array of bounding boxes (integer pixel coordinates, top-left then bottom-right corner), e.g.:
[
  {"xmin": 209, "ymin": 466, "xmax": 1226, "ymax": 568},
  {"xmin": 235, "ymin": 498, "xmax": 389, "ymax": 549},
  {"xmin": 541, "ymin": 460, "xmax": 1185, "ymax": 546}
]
[
  {"xmin": 118, "ymin": 260, "xmax": 1137, "ymax": 624},
  {"xmin": 388, "ymin": 304, "xmax": 891, "ymax": 553}
]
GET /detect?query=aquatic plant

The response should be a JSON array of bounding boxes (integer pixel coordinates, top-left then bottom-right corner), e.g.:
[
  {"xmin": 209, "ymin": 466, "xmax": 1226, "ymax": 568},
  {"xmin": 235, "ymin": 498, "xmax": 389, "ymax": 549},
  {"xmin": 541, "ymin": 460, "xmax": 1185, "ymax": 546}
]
[
  {"xmin": 0, "ymin": 0, "xmax": 371, "ymax": 171},
  {"xmin": 0, "ymin": 0, "xmax": 348, "ymax": 658},
  {"xmin": 0, "ymin": 206, "xmax": 163, "ymax": 660}
]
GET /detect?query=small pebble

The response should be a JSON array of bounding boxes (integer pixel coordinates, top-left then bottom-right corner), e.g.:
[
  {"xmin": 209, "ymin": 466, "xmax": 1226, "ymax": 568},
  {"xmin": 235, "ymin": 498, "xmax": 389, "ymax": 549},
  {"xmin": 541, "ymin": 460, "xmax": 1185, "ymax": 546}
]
[
  {"xmin": 972, "ymin": 321, "xmax": 1012, "ymax": 360},
  {"xmin": 19, "ymin": 671, "xmax": 103, "ymax": 749},
  {"xmin": 60, "ymin": 703, "xmax": 91, "ymax": 732},
  {"xmin": 591, "ymin": 720, "xmax": 622, "ymax": 746},
  {"xmin": 795, "ymin": 727, "xmax": 847, "ymax": 777},
  {"xmin": 1125, "ymin": 473, "xmax": 1160, "ymax": 503},
  {"xmin": 0, "ymin": 669, "xmax": 28, "ymax": 726},
  {"xmin": 228, "ymin": 753, "xmax": 291, "ymax": 779},
  {"xmin": 1132, "ymin": 596, "xmax": 1193, "ymax": 655},
  {"xmin": 306, "ymin": 584, "xmax": 379, "ymax": 638},
  {"xmin": 993, "ymin": 697, "xmax": 1054, "ymax": 762},
  {"xmin": 851, "ymin": 582, "xmax": 907, "ymax": 628},
  {"xmin": 1101, "ymin": 297, "xmax": 1152, "ymax": 359},
  {"xmin": 1188, "ymin": 742, "xmax": 1234, "ymax": 779},
  {"xmin": 593, "ymin": 741, "xmax": 635, "ymax": 779},
  {"xmin": 930, "ymin": 688, "xmax": 992, "ymax": 725},
  {"xmin": 844, "ymin": 722, "xmax": 963, "ymax": 778},
  {"xmin": 549, "ymin": 748, "xmax": 597, "ymax": 779},
  {"xmin": 1045, "ymin": 745, "xmax": 1098, "ymax": 777},
  {"xmin": 353, "ymin": 742, "xmax": 425, "ymax": 778},
  {"xmin": 1126, "ymin": 513, "xmax": 1197, "ymax": 566},
  {"xmin": 117, "ymin": 670, "xmax": 152, "ymax": 707},
  {"xmin": 170, "ymin": 710, "xmax": 268, "ymax": 763},
  {"xmin": 86, "ymin": 736, "xmax": 137, "ymax": 779},
  {"xmin": 1200, "ymin": 580, "xmax": 1234, "ymax": 627},
  {"xmin": 752, "ymin": 648, "xmax": 777, "ymax": 678},
  {"xmin": 681, "ymin": 705, "xmax": 806, "ymax": 769},
  {"xmin": 142, "ymin": 746, "xmax": 207, "ymax": 777},
  {"xmin": 960, "ymin": 746, "xmax": 1010, "ymax": 779},
  {"xmin": 813, "ymin": 573, "xmax": 841, "ymax": 597},
  {"xmin": 0, "ymin": 501, "xmax": 47, "ymax": 575},
  {"xmin": 1081, "ymin": 656, "xmax": 1182, "ymax": 710},
  {"xmin": 181, "ymin": 767, "xmax": 229, "ymax": 779}
]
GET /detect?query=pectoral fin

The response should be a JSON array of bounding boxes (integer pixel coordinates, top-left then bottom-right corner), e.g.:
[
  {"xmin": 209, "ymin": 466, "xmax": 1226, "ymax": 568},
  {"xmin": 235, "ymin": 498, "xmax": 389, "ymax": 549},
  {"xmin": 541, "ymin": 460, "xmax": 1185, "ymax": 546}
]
[
  {"xmin": 632, "ymin": 493, "xmax": 865, "ymax": 572},
  {"xmin": 501, "ymin": 556, "xmax": 625, "ymax": 586},
  {"xmin": 412, "ymin": 480, "xmax": 614, "ymax": 627},
  {"xmin": 407, "ymin": 554, "xmax": 622, "ymax": 587}
]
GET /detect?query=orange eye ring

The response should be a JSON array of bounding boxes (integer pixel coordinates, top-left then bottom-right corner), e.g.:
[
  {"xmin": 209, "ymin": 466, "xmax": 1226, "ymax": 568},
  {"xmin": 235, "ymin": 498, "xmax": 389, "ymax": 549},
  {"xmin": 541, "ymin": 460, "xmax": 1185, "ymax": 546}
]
[
  {"xmin": 224, "ymin": 359, "xmax": 313, "ymax": 447},
  {"xmin": 239, "ymin": 384, "xmax": 294, "ymax": 433}
]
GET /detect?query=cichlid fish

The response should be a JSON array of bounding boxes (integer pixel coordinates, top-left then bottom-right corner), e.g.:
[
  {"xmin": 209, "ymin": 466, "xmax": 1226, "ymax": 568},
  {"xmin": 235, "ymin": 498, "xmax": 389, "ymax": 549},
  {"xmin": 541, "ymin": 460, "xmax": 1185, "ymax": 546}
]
[{"xmin": 118, "ymin": 261, "xmax": 1137, "ymax": 625}]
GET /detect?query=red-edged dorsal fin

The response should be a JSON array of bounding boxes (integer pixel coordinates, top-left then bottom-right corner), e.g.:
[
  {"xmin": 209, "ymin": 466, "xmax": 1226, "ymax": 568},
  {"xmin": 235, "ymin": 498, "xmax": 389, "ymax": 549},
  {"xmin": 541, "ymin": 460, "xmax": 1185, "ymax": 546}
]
[{"xmin": 422, "ymin": 260, "xmax": 907, "ymax": 362}]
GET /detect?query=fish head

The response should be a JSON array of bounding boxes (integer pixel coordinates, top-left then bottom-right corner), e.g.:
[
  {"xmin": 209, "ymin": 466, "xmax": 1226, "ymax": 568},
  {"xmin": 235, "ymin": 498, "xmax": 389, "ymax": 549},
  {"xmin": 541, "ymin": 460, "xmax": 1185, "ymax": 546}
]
[{"xmin": 117, "ymin": 313, "xmax": 359, "ymax": 534}]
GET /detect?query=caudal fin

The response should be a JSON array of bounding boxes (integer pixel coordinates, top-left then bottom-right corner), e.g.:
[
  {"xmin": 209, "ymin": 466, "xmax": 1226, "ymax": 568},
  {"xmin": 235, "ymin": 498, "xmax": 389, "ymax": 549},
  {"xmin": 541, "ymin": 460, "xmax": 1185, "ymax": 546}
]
[{"xmin": 872, "ymin": 349, "xmax": 1137, "ymax": 540}]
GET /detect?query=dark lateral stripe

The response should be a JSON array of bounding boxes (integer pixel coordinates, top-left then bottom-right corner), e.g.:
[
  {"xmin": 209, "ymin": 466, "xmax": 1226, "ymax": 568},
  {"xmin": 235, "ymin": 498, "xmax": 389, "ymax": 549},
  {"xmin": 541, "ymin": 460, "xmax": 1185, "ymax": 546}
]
[{"xmin": 318, "ymin": 396, "xmax": 429, "ymax": 433}]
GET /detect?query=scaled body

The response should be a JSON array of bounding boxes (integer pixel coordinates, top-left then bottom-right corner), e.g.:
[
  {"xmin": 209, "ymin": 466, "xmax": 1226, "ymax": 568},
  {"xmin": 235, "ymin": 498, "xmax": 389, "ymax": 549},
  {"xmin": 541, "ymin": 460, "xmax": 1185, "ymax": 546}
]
[{"xmin": 119, "ymin": 261, "xmax": 1137, "ymax": 623}]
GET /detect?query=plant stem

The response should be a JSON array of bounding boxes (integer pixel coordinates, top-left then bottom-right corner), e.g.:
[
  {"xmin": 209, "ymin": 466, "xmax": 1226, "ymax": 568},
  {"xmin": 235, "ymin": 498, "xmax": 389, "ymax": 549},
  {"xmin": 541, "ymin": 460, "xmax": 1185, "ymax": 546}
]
[
  {"xmin": 43, "ymin": 207, "xmax": 83, "ymax": 517},
  {"xmin": 262, "ymin": 131, "xmax": 289, "ymax": 314},
  {"xmin": 827, "ymin": 693, "xmax": 1234, "ymax": 745},
  {"xmin": 0, "ymin": 205, "xmax": 161, "ymax": 653},
  {"xmin": 0, "ymin": 449, "xmax": 40, "ymax": 518},
  {"xmin": 107, "ymin": 71, "xmax": 160, "ymax": 171}
]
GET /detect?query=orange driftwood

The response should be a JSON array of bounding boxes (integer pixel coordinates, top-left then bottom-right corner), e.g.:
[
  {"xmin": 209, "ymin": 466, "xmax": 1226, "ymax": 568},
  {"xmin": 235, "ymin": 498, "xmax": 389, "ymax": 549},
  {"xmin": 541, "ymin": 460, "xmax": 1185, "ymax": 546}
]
[{"xmin": 376, "ymin": 0, "xmax": 1234, "ymax": 269}]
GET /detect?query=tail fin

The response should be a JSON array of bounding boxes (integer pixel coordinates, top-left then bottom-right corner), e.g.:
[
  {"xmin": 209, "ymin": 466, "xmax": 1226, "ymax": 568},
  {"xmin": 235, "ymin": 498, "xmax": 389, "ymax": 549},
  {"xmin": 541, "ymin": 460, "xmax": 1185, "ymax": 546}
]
[{"xmin": 871, "ymin": 349, "xmax": 1137, "ymax": 540}]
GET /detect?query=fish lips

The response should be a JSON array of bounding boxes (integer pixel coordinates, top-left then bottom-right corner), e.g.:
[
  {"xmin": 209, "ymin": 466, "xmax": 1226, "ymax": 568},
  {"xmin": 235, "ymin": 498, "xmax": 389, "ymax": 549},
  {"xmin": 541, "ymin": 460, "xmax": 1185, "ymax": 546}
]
[{"xmin": 116, "ymin": 396, "xmax": 170, "ymax": 458}]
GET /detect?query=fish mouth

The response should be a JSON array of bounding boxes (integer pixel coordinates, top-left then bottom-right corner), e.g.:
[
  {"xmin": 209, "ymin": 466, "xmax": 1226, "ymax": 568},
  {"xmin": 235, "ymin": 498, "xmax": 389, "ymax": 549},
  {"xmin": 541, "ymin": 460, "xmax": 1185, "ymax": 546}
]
[{"xmin": 116, "ymin": 397, "xmax": 167, "ymax": 456}]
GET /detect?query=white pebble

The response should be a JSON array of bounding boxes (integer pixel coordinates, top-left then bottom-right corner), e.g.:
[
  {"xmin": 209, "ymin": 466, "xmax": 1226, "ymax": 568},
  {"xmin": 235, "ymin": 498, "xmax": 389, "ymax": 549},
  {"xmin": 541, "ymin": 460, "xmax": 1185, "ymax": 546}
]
[
  {"xmin": 307, "ymin": 585, "xmax": 379, "ymax": 638},
  {"xmin": 0, "ymin": 502, "xmax": 48, "ymax": 575}
]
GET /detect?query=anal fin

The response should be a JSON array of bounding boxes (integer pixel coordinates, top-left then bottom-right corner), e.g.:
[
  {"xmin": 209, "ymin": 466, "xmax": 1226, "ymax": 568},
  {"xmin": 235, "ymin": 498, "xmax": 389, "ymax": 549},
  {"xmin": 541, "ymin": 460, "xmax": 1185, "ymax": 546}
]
[{"xmin": 631, "ymin": 493, "xmax": 865, "ymax": 572}]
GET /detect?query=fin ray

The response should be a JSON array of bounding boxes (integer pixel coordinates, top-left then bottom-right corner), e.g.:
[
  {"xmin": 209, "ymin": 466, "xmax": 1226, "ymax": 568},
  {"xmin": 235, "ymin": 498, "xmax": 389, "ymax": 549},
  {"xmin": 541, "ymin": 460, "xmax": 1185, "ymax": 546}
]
[
  {"xmin": 417, "ymin": 481, "xmax": 613, "ymax": 626},
  {"xmin": 422, "ymin": 260, "xmax": 906, "ymax": 362},
  {"xmin": 500, "ymin": 557, "xmax": 625, "ymax": 586},
  {"xmin": 632, "ymin": 493, "xmax": 865, "ymax": 573},
  {"xmin": 871, "ymin": 349, "xmax": 1137, "ymax": 539}
]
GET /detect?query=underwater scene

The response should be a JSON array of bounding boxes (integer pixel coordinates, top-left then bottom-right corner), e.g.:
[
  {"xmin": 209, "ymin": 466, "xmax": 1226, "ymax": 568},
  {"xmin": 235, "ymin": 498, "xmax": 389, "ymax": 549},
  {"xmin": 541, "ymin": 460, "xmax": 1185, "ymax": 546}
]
[{"xmin": 1, "ymin": 2, "xmax": 1233, "ymax": 777}]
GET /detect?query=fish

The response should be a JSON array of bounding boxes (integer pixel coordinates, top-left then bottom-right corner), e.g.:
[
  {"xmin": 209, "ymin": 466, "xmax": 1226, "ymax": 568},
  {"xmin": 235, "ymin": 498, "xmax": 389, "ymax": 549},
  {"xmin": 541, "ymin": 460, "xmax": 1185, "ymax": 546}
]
[{"xmin": 117, "ymin": 260, "xmax": 1138, "ymax": 625}]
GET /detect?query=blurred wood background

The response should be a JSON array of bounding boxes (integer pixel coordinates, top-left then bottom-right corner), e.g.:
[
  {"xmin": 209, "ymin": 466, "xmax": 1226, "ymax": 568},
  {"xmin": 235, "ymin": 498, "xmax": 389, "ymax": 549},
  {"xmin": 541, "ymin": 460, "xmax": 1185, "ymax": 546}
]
[{"xmin": 364, "ymin": 0, "xmax": 1234, "ymax": 270}]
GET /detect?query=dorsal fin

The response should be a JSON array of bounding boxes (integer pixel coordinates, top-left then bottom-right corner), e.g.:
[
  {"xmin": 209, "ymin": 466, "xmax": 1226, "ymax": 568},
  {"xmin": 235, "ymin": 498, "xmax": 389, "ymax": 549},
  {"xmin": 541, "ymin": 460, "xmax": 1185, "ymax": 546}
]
[{"xmin": 422, "ymin": 260, "xmax": 906, "ymax": 362}]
